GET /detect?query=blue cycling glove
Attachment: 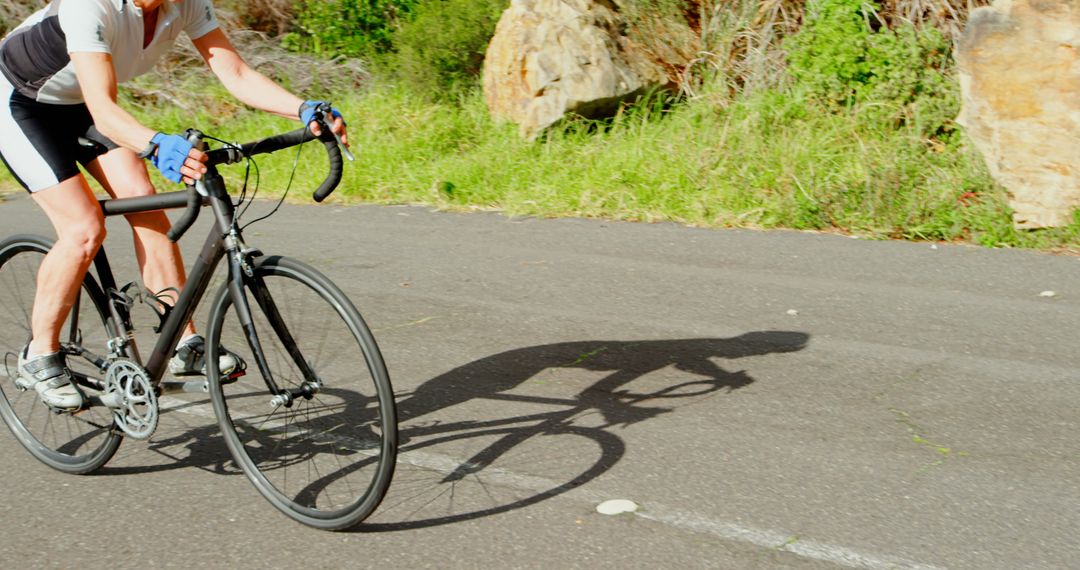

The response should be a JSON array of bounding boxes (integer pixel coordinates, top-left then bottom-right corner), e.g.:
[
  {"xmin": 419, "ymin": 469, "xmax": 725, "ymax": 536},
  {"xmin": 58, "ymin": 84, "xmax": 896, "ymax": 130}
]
[
  {"xmin": 299, "ymin": 100, "xmax": 344, "ymax": 129},
  {"xmin": 147, "ymin": 133, "xmax": 193, "ymax": 184}
]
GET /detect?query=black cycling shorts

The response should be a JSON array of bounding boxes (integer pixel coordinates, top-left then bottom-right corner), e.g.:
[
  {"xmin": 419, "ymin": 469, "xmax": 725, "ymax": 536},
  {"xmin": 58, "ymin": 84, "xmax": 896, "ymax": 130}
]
[{"xmin": 0, "ymin": 75, "xmax": 118, "ymax": 193}]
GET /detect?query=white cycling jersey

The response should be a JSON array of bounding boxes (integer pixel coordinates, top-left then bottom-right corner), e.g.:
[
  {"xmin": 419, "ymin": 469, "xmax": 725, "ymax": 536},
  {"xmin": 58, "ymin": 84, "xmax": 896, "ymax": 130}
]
[{"xmin": 0, "ymin": 0, "xmax": 219, "ymax": 105}]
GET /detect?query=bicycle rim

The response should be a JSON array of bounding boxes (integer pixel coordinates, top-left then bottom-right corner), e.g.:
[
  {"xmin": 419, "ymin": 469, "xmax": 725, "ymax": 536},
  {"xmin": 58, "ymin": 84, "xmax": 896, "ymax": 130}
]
[
  {"xmin": 207, "ymin": 255, "xmax": 397, "ymax": 530},
  {"xmin": 0, "ymin": 236, "xmax": 121, "ymax": 474}
]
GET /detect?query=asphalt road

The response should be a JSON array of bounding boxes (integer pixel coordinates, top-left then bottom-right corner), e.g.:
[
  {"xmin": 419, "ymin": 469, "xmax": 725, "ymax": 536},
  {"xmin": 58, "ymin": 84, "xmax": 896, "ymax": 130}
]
[{"xmin": 0, "ymin": 191, "xmax": 1078, "ymax": 569}]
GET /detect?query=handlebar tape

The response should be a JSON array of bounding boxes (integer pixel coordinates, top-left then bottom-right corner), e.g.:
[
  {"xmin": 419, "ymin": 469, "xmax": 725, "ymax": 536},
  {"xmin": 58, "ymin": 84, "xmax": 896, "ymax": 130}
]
[
  {"xmin": 313, "ymin": 135, "xmax": 342, "ymax": 203},
  {"xmin": 232, "ymin": 127, "xmax": 344, "ymax": 202},
  {"xmin": 165, "ymin": 131, "xmax": 208, "ymax": 243},
  {"xmin": 236, "ymin": 128, "xmax": 313, "ymax": 156},
  {"xmin": 166, "ymin": 187, "xmax": 202, "ymax": 243}
]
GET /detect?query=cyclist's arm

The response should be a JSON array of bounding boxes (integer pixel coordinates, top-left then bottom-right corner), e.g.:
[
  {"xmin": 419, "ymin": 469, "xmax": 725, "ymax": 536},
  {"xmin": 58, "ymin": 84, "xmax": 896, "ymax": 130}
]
[
  {"xmin": 192, "ymin": 28, "xmax": 347, "ymax": 143},
  {"xmin": 71, "ymin": 51, "xmax": 208, "ymax": 182},
  {"xmin": 71, "ymin": 52, "xmax": 157, "ymax": 151}
]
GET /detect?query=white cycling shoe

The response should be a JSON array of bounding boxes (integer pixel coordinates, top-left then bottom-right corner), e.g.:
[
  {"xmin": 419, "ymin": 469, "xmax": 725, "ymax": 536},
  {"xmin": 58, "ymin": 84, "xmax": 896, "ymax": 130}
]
[
  {"xmin": 168, "ymin": 334, "xmax": 244, "ymax": 377},
  {"xmin": 15, "ymin": 347, "xmax": 84, "ymax": 410}
]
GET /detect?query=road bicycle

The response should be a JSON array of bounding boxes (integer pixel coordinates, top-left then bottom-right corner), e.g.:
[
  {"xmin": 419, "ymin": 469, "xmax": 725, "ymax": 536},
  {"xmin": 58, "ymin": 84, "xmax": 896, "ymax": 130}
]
[{"xmin": 0, "ymin": 116, "xmax": 397, "ymax": 530}]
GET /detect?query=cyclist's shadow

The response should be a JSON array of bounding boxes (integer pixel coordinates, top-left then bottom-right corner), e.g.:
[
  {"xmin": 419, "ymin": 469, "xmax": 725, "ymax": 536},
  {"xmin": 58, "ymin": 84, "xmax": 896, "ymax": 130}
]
[
  {"xmin": 366, "ymin": 330, "xmax": 808, "ymax": 531},
  {"xmin": 94, "ymin": 330, "xmax": 809, "ymax": 530}
]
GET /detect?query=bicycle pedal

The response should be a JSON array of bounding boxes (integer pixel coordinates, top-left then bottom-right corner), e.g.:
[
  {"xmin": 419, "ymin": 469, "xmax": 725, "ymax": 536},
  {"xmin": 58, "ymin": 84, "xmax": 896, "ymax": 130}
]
[{"xmin": 222, "ymin": 368, "xmax": 246, "ymax": 385}]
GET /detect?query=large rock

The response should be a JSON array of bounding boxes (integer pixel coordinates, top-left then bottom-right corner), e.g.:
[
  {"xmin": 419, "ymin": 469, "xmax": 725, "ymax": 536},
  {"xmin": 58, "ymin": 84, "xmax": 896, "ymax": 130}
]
[
  {"xmin": 956, "ymin": 0, "xmax": 1080, "ymax": 229},
  {"xmin": 483, "ymin": 0, "xmax": 678, "ymax": 140}
]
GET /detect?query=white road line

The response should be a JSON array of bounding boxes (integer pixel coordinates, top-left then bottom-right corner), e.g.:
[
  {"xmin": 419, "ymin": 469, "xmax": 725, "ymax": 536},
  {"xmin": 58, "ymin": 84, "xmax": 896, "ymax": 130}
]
[
  {"xmin": 391, "ymin": 445, "xmax": 945, "ymax": 570},
  {"xmin": 160, "ymin": 396, "xmax": 944, "ymax": 570},
  {"xmin": 633, "ymin": 509, "xmax": 944, "ymax": 570}
]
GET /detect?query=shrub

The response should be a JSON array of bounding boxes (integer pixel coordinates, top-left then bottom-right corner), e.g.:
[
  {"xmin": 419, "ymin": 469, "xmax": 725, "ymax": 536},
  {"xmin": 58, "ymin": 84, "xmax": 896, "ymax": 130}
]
[
  {"xmin": 282, "ymin": 0, "xmax": 418, "ymax": 59},
  {"xmin": 785, "ymin": 0, "xmax": 873, "ymax": 106},
  {"xmin": 384, "ymin": 0, "xmax": 507, "ymax": 96},
  {"xmin": 784, "ymin": 0, "xmax": 957, "ymax": 140}
]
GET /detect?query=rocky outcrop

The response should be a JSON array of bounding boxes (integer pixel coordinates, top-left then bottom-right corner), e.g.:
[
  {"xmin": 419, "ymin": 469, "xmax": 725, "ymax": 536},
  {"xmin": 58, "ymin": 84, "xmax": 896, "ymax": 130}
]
[
  {"xmin": 956, "ymin": 0, "xmax": 1080, "ymax": 229},
  {"xmin": 483, "ymin": 0, "xmax": 687, "ymax": 140}
]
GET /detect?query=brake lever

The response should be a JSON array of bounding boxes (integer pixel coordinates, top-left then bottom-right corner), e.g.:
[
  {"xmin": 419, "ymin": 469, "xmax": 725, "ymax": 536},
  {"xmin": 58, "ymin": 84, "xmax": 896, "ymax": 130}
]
[
  {"xmin": 325, "ymin": 115, "xmax": 355, "ymax": 162},
  {"xmin": 316, "ymin": 104, "xmax": 354, "ymax": 162},
  {"xmin": 185, "ymin": 129, "xmax": 210, "ymax": 196}
]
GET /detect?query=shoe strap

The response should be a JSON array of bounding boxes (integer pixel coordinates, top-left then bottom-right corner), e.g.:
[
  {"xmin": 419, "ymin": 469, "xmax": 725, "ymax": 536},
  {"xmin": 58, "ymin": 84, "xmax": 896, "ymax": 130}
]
[
  {"xmin": 177, "ymin": 336, "xmax": 206, "ymax": 354},
  {"xmin": 175, "ymin": 336, "xmax": 207, "ymax": 369},
  {"xmin": 21, "ymin": 352, "xmax": 68, "ymax": 384},
  {"xmin": 42, "ymin": 375, "xmax": 74, "ymax": 390}
]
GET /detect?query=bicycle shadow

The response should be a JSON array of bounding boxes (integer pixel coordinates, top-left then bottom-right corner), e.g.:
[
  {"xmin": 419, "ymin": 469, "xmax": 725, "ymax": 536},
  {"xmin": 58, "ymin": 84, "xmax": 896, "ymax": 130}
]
[
  {"xmin": 361, "ymin": 330, "xmax": 809, "ymax": 531},
  {"xmin": 90, "ymin": 330, "xmax": 809, "ymax": 531}
]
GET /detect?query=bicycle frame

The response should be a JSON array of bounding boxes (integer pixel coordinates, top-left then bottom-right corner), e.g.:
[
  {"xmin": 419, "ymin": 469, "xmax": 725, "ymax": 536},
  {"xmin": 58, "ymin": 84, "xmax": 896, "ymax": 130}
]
[
  {"xmin": 87, "ymin": 163, "xmax": 284, "ymax": 398},
  {"xmin": 62, "ymin": 122, "xmax": 347, "ymax": 409}
]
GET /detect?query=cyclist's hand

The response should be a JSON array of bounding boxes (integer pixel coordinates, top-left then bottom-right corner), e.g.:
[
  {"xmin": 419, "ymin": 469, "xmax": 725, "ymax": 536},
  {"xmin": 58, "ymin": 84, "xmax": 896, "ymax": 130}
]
[
  {"xmin": 148, "ymin": 133, "xmax": 208, "ymax": 184},
  {"xmin": 299, "ymin": 100, "xmax": 348, "ymax": 146}
]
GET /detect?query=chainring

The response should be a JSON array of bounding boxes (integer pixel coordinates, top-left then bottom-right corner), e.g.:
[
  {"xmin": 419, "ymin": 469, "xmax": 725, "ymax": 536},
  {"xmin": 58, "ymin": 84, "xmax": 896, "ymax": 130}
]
[{"xmin": 104, "ymin": 358, "xmax": 158, "ymax": 440}]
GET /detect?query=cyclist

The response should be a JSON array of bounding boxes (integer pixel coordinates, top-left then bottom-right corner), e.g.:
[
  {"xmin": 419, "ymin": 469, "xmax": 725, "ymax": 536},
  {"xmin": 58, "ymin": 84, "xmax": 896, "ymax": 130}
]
[{"xmin": 0, "ymin": 0, "xmax": 346, "ymax": 409}]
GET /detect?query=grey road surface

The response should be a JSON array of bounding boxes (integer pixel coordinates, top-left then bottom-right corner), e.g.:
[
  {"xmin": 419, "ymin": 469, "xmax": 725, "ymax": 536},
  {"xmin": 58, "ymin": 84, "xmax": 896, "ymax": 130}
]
[{"xmin": 0, "ymin": 192, "xmax": 1077, "ymax": 569}]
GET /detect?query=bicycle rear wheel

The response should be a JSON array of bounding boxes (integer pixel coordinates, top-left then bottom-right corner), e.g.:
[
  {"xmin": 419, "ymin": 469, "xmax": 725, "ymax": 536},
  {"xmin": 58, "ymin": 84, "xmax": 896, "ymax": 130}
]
[
  {"xmin": 206, "ymin": 255, "xmax": 397, "ymax": 530},
  {"xmin": 0, "ymin": 235, "xmax": 122, "ymax": 474}
]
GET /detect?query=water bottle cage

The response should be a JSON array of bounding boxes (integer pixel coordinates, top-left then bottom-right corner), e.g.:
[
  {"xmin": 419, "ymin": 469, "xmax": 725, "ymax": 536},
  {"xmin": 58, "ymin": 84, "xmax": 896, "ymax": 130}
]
[
  {"xmin": 112, "ymin": 283, "xmax": 177, "ymax": 334},
  {"xmin": 145, "ymin": 287, "xmax": 178, "ymax": 334}
]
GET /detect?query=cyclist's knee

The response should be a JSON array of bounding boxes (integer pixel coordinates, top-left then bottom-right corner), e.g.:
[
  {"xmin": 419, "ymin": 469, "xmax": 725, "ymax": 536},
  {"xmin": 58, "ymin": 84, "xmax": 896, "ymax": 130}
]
[
  {"xmin": 123, "ymin": 179, "xmax": 157, "ymax": 199},
  {"xmin": 106, "ymin": 175, "xmax": 156, "ymax": 200},
  {"xmin": 101, "ymin": 171, "xmax": 156, "ymax": 200},
  {"xmin": 124, "ymin": 210, "xmax": 173, "ymax": 238},
  {"xmin": 58, "ymin": 215, "xmax": 106, "ymax": 261}
]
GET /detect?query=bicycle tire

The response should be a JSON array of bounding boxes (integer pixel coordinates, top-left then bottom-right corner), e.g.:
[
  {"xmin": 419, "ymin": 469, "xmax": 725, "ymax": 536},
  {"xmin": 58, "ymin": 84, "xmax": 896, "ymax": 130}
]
[
  {"xmin": 0, "ymin": 235, "xmax": 122, "ymax": 474},
  {"xmin": 206, "ymin": 255, "xmax": 397, "ymax": 530}
]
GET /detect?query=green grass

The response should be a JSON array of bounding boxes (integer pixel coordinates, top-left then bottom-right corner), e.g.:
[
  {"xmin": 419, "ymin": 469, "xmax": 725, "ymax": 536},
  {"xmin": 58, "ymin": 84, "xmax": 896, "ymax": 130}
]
[{"xmin": 4, "ymin": 82, "xmax": 1078, "ymax": 250}]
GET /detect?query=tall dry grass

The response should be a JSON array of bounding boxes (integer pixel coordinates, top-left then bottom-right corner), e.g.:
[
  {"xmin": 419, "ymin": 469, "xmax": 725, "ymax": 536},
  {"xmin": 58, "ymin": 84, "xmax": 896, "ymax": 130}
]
[
  {"xmin": 681, "ymin": 0, "xmax": 990, "ymax": 100},
  {"xmin": 0, "ymin": 0, "xmax": 40, "ymax": 34}
]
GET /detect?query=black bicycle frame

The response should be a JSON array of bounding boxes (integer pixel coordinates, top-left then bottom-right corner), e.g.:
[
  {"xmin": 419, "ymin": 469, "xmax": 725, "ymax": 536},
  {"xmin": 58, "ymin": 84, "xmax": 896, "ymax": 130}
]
[
  {"xmin": 77, "ymin": 123, "xmax": 344, "ymax": 401},
  {"xmin": 93, "ymin": 165, "xmax": 246, "ymax": 392}
]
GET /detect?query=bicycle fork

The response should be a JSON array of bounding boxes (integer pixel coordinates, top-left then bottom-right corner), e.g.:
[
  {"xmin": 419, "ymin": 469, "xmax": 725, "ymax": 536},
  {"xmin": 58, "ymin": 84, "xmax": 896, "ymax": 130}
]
[{"xmin": 224, "ymin": 233, "xmax": 322, "ymax": 409}]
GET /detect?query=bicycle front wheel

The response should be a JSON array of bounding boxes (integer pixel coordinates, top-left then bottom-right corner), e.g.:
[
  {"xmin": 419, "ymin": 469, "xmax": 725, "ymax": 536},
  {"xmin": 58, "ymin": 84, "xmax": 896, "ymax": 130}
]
[
  {"xmin": 206, "ymin": 255, "xmax": 397, "ymax": 530},
  {"xmin": 0, "ymin": 235, "xmax": 122, "ymax": 474}
]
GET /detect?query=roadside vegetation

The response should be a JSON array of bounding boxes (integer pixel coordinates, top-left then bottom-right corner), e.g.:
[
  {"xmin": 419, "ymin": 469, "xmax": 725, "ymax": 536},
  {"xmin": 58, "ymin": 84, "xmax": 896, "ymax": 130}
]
[{"xmin": 1, "ymin": 0, "xmax": 1077, "ymax": 249}]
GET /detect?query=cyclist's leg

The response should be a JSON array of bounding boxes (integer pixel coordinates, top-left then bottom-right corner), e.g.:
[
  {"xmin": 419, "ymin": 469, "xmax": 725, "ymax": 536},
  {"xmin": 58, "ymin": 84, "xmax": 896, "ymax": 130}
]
[
  {"xmin": 0, "ymin": 76, "xmax": 107, "ymax": 357},
  {"xmin": 16, "ymin": 176, "xmax": 106, "ymax": 408},
  {"xmin": 83, "ymin": 150, "xmax": 196, "ymax": 337},
  {"xmin": 28, "ymin": 177, "xmax": 106, "ymax": 356}
]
